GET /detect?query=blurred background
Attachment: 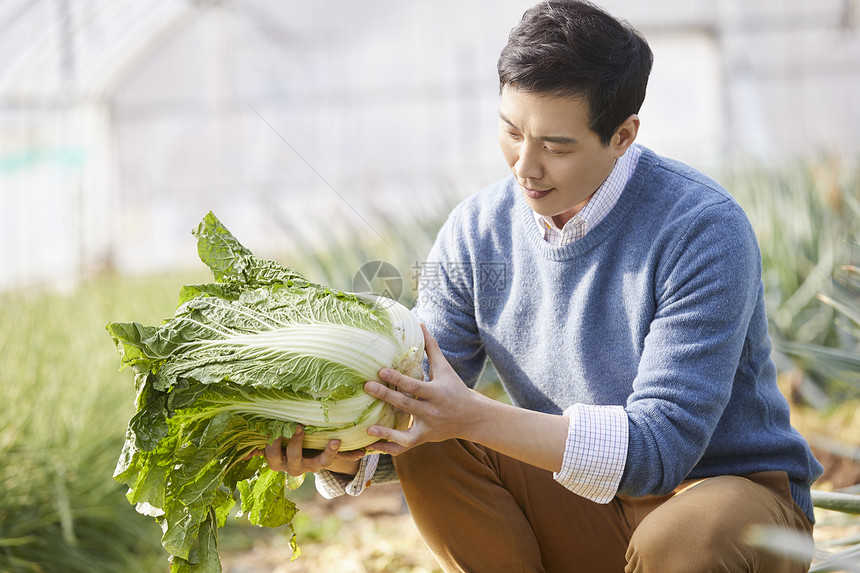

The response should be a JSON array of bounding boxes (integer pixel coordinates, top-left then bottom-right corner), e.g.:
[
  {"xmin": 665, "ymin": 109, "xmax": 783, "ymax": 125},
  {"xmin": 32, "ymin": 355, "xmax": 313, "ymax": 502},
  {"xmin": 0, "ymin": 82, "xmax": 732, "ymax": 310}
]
[
  {"xmin": 3, "ymin": 0, "xmax": 860, "ymax": 289},
  {"xmin": 1, "ymin": 1, "xmax": 859, "ymax": 572}
]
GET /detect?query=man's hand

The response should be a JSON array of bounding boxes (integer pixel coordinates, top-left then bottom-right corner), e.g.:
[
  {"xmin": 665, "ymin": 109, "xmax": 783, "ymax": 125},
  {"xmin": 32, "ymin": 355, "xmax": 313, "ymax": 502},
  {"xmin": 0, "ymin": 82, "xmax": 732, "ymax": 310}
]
[
  {"xmin": 248, "ymin": 426, "xmax": 365, "ymax": 477},
  {"xmin": 365, "ymin": 324, "xmax": 570, "ymax": 473},
  {"xmin": 363, "ymin": 324, "xmax": 487, "ymax": 455}
]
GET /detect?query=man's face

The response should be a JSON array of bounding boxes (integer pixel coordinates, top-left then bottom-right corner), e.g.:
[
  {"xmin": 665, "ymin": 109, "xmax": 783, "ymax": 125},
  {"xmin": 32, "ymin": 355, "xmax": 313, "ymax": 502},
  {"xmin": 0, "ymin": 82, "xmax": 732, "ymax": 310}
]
[{"xmin": 497, "ymin": 86, "xmax": 622, "ymax": 229}]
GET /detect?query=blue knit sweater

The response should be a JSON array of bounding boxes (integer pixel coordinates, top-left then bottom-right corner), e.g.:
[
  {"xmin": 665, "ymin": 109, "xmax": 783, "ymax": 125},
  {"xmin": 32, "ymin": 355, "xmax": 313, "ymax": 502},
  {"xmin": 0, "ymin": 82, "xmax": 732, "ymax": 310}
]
[{"xmin": 413, "ymin": 146, "xmax": 823, "ymax": 522}]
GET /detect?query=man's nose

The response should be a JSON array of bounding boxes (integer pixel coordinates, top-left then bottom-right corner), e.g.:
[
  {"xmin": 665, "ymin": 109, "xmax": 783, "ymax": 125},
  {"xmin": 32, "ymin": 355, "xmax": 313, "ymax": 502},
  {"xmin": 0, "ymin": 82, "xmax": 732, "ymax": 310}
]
[{"xmin": 514, "ymin": 143, "xmax": 543, "ymax": 181}]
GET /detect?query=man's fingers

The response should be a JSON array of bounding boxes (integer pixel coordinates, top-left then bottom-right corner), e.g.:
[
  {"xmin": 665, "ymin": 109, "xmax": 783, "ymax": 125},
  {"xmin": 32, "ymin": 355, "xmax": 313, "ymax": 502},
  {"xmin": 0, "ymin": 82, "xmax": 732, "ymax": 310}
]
[
  {"xmin": 420, "ymin": 324, "xmax": 452, "ymax": 378},
  {"xmin": 420, "ymin": 324, "xmax": 435, "ymax": 380},
  {"xmin": 242, "ymin": 447, "xmax": 262, "ymax": 460},
  {"xmin": 379, "ymin": 367, "xmax": 422, "ymax": 394},
  {"xmin": 264, "ymin": 437, "xmax": 286, "ymax": 471},
  {"xmin": 366, "ymin": 379, "xmax": 421, "ymax": 411},
  {"xmin": 366, "ymin": 439, "xmax": 407, "ymax": 456},
  {"xmin": 284, "ymin": 427, "xmax": 305, "ymax": 475},
  {"xmin": 366, "ymin": 427, "xmax": 412, "ymax": 453},
  {"xmin": 259, "ymin": 432, "xmax": 356, "ymax": 476},
  {"xmin": 338, "ymin": 448, "xmax": 366, "ymax": 462},
  {"xmin": 307, "ymin": 439, "xmax": 341, "ymax": 472},
  {"xmin": 264, "ymin": 436, "xmax": 284, "ymax": 458}
]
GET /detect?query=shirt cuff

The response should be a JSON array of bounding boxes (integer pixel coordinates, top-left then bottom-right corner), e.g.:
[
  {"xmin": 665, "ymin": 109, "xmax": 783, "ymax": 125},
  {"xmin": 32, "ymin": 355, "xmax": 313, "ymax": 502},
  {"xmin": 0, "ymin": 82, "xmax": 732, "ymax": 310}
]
[
  {"xmin": 314, "ymin": 454, "xmax": 379, "ymax": 499},
  {"xmin": 553, "ymin": 403, "xmax": 628, "ymax": 504}
]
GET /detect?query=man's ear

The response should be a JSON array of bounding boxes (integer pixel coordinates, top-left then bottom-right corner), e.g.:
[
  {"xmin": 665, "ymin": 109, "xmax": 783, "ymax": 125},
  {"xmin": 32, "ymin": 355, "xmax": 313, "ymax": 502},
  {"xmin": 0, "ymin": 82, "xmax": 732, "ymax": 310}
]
[{"xmin": 612, "ymin": 114, "xmax": 640, "ymax": 158}]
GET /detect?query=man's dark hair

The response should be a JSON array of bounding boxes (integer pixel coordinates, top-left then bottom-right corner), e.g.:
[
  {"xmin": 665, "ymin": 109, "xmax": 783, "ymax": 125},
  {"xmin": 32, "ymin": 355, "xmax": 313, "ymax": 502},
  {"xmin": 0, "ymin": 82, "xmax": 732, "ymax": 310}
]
[{"xmin": 497, "ymin": 0, "xmax": 653, "ymax": 146}]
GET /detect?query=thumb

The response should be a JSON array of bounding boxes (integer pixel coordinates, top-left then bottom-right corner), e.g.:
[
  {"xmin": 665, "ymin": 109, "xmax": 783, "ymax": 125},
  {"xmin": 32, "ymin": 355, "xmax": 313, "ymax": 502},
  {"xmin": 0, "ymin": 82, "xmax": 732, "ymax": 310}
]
[
  {"xmin": 421, "ymin": 324, "xmax": 451, "ymax": 378},
  {"xmin": 367, "ymin": 424, "xmax": 413, "ymax": 454}
]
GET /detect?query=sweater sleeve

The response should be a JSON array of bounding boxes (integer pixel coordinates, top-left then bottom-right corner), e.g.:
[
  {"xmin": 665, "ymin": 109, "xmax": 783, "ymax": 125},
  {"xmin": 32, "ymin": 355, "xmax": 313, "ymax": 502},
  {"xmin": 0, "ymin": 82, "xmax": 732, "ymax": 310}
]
[
  {"xmin": 618, "ymin": 198, "xmax": 763, "ymax": 496},
  {"xmin": 413, "ymin": 210, "xmax": 488, "ymax": 387}
]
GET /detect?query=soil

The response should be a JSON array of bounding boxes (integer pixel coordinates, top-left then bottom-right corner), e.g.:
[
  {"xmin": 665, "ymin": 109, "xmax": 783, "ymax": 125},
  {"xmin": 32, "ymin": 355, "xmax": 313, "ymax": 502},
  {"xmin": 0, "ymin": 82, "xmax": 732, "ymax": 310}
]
[{"xmin": 220, "ymin": 483, "xmax": 440, "ymax": 573}]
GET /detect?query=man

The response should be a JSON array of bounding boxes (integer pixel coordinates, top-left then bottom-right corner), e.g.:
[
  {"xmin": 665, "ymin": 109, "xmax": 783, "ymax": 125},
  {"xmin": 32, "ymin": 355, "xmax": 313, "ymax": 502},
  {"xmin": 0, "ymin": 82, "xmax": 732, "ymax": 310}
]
[{"xmin": 263, "ymin": 1, "xmax": 823, "ymax": 570}]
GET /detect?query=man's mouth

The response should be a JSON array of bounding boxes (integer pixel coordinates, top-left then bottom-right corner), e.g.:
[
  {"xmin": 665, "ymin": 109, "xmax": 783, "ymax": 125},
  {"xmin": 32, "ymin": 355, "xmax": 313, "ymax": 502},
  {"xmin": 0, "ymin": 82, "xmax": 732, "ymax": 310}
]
[{"xmin": 522, "ymin": 186, "xmax": 553, "ymax": 199}]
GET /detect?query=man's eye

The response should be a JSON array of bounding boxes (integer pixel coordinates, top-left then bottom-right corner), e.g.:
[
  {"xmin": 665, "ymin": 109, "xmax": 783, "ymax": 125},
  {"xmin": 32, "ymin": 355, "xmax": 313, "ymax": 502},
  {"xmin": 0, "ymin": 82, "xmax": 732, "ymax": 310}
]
[{"xmin": 507, "ymin": 131, "xmax": 522, "ymax": 140}]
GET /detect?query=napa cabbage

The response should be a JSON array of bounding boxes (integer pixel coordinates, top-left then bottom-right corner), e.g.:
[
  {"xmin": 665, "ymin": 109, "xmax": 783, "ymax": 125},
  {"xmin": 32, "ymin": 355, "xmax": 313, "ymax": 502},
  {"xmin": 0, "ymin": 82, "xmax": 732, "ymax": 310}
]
[{"xmin": 107, "ymin": 212, "xmax": 423, "ymax": 573}]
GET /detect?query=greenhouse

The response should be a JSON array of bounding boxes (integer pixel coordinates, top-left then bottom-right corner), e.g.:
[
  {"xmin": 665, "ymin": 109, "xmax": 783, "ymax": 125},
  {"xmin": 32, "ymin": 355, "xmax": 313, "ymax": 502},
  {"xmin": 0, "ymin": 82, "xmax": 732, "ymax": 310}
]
[{"xmin": 2, "ymin": 0, "xmax": 859, "ymax": 291}]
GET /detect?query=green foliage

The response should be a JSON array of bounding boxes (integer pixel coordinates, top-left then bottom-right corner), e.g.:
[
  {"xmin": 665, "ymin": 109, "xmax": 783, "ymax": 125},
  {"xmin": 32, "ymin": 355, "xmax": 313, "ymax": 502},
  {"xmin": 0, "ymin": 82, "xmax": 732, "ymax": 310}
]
[
  {"xmin": 780, "ymin": 193, "xmax": 860, "ymax": 391},
  {"xmin": 783, "ymin": 261, "xmax": 860, "ymax": 393},
  {"xmin": 812, "ymin": 490, "xmax": 860, "ymax": 515},
  {"xmin": 809, "ymin": 488, "xmax": 860, "ymax": 572},
  {"xmin": 0, "ymin": 272, "xmax": 200, "ymax": 572}
]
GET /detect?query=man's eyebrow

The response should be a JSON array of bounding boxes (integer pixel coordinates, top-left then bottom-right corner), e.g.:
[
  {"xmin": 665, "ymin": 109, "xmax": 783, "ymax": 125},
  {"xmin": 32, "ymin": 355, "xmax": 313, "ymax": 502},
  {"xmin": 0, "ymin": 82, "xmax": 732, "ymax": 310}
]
[
  {"xmin": 498, "ymin": 111, "xmax": 578, "ymax": 145},
  {"xmin": 540, "ymin": 134, "xmax": 578, "ymax": 145}
]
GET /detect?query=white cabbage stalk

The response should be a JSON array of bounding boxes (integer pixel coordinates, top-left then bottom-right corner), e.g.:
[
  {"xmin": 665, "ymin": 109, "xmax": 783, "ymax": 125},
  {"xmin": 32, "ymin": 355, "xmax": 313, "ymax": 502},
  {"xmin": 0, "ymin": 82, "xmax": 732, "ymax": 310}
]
[{"xmin": 189, "ymin": 295, "xmax": 424, "ymax": 450}]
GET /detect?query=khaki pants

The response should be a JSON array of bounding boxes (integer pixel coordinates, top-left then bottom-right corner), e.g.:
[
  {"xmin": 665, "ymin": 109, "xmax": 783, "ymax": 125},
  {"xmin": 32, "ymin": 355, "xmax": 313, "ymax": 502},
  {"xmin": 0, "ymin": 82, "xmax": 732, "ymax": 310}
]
[{"xmin": 393, "ymin": 439, "xmax": 814, "ymax": 573}]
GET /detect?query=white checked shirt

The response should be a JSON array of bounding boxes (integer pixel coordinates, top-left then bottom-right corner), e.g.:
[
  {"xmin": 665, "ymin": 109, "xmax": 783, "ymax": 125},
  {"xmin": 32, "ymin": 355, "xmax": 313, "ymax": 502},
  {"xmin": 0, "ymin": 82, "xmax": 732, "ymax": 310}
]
[
  {"xmin": 317, "ymin": 146, "xmax": 642, "ymax": 503},
  {"xmin": 315, "ymin": 453, "xmax": 378, "ymax": 498}
]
